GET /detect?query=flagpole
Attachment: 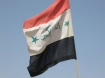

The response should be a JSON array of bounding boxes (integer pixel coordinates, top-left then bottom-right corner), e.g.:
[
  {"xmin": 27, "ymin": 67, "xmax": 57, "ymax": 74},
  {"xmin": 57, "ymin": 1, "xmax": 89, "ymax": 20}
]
[
  {"xmin": 75, "ymin": 59, "xmax": 80, "ymax": 78},
  {"xmin": 68, "ymin": 9, "xmax": 80, "ymax": 78}
]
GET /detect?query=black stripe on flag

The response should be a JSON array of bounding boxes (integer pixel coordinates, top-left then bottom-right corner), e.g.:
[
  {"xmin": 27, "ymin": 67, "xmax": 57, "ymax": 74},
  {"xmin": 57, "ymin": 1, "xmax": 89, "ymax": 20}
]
[{"xmin": 27, "ymin": 36, "xmax": 77, "ymax": 77}]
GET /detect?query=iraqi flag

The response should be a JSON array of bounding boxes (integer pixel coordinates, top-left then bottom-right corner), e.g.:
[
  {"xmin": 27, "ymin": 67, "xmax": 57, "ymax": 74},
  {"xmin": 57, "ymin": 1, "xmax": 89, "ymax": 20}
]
[{"xmin": 23, "ymin": 0, "xmax": 77, "ymax": 77}]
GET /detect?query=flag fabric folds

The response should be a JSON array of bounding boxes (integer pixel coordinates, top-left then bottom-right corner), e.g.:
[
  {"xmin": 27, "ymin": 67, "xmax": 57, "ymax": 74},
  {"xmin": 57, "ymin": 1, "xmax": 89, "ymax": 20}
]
[{"xmin": 23, "ymin": 0, "xmax": 77, "ymax": 77}]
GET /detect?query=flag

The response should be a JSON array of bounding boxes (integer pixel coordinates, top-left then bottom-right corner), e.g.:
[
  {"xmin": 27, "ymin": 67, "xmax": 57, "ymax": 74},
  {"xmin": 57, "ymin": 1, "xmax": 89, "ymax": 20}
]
[{"xmin": 23, "ymin": 0, "xmax": 77, "ymax": 77}]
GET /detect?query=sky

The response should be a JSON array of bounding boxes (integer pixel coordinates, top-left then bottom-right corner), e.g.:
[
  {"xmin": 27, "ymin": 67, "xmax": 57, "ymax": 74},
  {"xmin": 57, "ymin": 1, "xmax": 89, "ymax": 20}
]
[{"xmin": 0, "ymin": 0, "xmax": 105, "ymax": 78}]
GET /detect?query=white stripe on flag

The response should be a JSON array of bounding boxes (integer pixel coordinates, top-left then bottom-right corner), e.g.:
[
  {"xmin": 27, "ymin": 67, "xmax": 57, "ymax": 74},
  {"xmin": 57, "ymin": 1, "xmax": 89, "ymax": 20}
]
[{"xmin": 23, "ymin": 9, "xmax": 74, "ymax": 56}]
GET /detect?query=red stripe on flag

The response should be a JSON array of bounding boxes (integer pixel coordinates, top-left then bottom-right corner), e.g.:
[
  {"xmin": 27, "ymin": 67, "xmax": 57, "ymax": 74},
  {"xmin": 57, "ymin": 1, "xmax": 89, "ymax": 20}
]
[{"xmin": 23, "ymin": 0, "xmax": 70, "ymax": 29}]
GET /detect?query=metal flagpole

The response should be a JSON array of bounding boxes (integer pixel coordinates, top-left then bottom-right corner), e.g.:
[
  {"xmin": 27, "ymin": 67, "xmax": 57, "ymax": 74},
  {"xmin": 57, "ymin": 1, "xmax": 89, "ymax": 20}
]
[
  {"xmin": 68, "ymin": 7, "xmax": 80, "ymax": 78},
  {"xmin": 68, "ymin": 8, "xmax": 80, "ymax": 78},
  {"xmin": 75, "ymin": 60, "xmax": 80, "ymax": 78}
]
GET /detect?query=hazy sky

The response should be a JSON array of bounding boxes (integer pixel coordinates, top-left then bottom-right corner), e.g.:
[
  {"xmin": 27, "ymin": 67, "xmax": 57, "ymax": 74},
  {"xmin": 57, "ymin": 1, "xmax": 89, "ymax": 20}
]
[{"xmin": 0, "ymin": 0, "xmax": 105, "ymax": 78}]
